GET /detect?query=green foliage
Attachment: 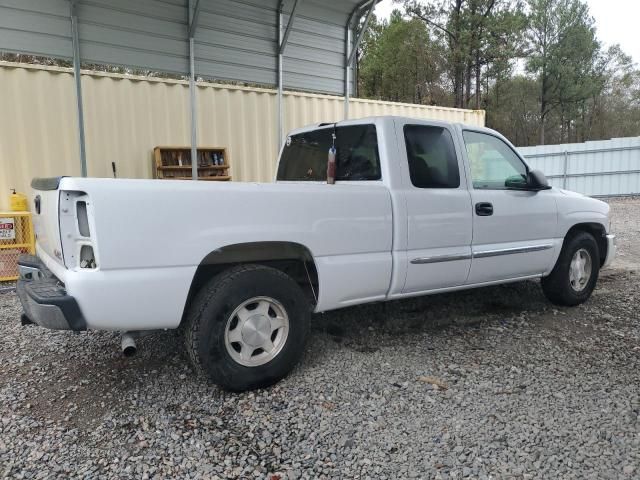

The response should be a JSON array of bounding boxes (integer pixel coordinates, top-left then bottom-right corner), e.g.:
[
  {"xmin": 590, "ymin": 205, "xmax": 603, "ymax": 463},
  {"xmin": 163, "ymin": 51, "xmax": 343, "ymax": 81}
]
[
  {"xmin": 526, "ymin": 0, "xmax": 602, "ymax": 143},
  {"xmin": 357, "ymin": 0, "xmax": 640, "ymax": 146},
  {"xmin": 359, "ymin": 12, "xmax": 448, "ymax": 104},
  {"xmin": 485, "ymin": 75, "xmax": 540, "ymax": 145},
  {"xmin": 398, "ymin": 0, "xmax": 526, "ymax": 108}
]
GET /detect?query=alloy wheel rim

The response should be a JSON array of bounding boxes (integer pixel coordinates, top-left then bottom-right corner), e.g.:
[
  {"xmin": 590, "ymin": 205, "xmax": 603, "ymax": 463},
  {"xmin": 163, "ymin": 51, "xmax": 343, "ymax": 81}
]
[
  {"xmin": 224, "ymin": 296, "xmax": 289, "ymax": 367},
  {"xmin": 569, "ymin": 248, "xmax": 592, "ymax": 292}
]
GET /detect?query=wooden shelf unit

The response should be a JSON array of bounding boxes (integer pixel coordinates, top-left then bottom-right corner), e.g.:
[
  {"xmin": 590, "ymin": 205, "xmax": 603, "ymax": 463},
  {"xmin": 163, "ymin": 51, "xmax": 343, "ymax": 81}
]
[{"xmin": 153, "ymin": 146, "xmax": 231, "ymax": 181}]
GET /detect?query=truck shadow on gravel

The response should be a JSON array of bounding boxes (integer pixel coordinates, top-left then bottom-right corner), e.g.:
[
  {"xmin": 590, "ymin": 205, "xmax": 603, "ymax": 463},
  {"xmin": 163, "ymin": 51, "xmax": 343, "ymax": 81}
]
[
  {"xmin": 307, "ymin": 268, "xmax": 634, "ymax": 358},
  {"xmin": 311, "ymin": 278, "xmax": 549, "ymax": 351}
]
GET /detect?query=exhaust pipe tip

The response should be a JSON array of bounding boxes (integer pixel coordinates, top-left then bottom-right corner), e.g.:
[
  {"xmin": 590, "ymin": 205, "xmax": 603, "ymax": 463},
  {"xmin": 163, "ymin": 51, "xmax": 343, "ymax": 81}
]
[
  {"xmin": 122, "ymin": 344, "xmax": 137, "ymax": 357},
  {"xmin": 121, "ymin": 333, "xmax": 137, "ymax": 357}
]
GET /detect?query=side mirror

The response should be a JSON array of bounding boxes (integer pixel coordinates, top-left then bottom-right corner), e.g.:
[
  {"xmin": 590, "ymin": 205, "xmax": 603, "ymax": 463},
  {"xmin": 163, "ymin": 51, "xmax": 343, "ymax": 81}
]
[
  {"xmin": 504, "ymin": 174, "xmax": 528, "ymax": 189},
  {"xmin": 527, "ymin": 169, "xmax": 551, "ymax": 190}
]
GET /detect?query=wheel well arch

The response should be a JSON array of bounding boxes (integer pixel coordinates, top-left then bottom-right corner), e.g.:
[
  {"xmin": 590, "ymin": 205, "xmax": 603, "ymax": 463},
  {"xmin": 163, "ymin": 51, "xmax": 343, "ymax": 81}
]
[
  {"xmin": 181, "ymin": 241, "xmax": 319, "ymax": 324},
  {"xmin": 565, "ymin": 222, "xmax": 607, "ymax": 266}
]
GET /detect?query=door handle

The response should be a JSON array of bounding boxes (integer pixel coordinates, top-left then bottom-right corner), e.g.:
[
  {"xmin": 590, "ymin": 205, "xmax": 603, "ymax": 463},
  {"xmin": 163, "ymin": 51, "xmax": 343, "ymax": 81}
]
[{"xmin": 475, "ymin": 202, "xmax": 493, "ymax": 216}]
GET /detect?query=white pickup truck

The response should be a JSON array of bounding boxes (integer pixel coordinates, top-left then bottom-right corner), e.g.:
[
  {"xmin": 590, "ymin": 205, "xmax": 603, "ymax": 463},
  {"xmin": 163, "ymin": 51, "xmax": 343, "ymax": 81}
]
[{"xmin": 18, "ymin": 116, "xmax": 615, "ymax": 391}]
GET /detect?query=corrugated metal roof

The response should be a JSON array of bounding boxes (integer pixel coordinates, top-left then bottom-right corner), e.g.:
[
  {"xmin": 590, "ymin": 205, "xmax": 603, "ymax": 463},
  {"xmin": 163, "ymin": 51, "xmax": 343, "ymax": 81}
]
[
  {"xmin": 0, "ymin": 0, "xmax": 72, "ymax": 57},
  {"xmin": 0, "ymin": 0, "xmax": 368, "ymax": 95}
]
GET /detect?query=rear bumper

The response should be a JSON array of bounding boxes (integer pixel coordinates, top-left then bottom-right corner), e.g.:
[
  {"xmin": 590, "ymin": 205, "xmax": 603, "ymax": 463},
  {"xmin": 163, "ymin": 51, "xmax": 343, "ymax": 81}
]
[
  {"xmin": 602, "ymin": 234, "xmax": 616, "ymax": 268},
  {"xmin": 17, "ymin": 254, "xmax": 86, "ymax": 331}
]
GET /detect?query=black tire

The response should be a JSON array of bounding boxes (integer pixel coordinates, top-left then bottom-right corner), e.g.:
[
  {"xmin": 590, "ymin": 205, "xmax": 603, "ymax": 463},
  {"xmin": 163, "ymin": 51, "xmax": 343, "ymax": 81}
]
[
  {"xmin": 541, "ymin": 231, "xmax": 600, "ymax": 306},
  {"xmin": 184, "ymin": 264, "xmax": 310, "ymax": 391}
]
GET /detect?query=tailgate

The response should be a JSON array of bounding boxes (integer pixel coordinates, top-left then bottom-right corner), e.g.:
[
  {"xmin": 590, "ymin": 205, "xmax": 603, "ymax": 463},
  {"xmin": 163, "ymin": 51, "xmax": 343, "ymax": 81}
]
[{"xmin": 31, "ymin": 178, "xmax": 65, "ymax": 268}]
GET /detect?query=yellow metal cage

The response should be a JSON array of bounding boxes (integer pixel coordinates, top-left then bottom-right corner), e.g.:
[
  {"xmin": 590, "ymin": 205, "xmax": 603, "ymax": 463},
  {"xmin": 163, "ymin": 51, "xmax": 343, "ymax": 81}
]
[{"xmin": 0, "ymin": 212, "xmax": 35, "ymax": 281}]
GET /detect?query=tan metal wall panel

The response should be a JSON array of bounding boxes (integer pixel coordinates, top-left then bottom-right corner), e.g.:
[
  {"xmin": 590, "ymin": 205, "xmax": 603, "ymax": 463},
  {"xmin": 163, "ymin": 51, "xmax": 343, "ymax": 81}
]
[
  {"xmin": 82, "ymin": 74, "xmax": 191, "ymax": 180},
  {"xmin": 284, "ymin": 92, "xmax": 343, "ymax": 135},
  {"xmin": 0, "ymin": 64, "xmax": 81, "ymax": 210},
  {"xmin": 201, "ymin": 86, "xmax": 278, "ymax": 183},
  {"xmin": 83, "ymin": 76, "xmax": 281, "ymax": 183},
  {"xmin": 348, "ymin": 98, "xmax": 485, "ymax": 126},
  {"xmin": 0, "ymin": 62, "xmax": 485, "ymax": 209}
]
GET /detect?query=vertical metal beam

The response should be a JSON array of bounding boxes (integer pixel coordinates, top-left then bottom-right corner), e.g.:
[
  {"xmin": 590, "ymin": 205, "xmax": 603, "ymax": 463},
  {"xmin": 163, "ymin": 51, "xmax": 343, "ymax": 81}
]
[
  {"xmin": 344, "ymin": 0, "xmax": 376, "ymax": 120},
  {"xmin": 277, "ymin": 0, "xmax": 303, "ymax": 150},
  {"xmin": 188, "ymin": 0, "xmax": 199, "ymax": 180},
  {"xmin": 188, "ymin": 0, "xmax": 201, "ymax": 38},
  {"xmin": 189, "ymin": 37, "xmax": 198, "ymax": 181},
  {"xmin": 70, "ymin": 0, "xmax": 87, "ymax": 177},
  {"xmin": 279, "ymin": 0, "xmax": 301, "ymax": 54},
  {"xmin": 277, "ymin": 5, "xmax": 284, "ymax": 150},
  {"xmin": 343, "ymin": 26, "xmax": 352, "ymax": 119},
  {"xmin": 347, "ymin": 3, "xmax": 375, "ymax": 67}
]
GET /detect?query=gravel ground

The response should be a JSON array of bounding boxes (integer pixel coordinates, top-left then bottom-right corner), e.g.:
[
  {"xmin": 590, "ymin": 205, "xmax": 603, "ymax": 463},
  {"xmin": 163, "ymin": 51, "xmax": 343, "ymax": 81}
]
[{"xmin": 1, "ymin": 198, "xmax": 639, "ymax": 479}]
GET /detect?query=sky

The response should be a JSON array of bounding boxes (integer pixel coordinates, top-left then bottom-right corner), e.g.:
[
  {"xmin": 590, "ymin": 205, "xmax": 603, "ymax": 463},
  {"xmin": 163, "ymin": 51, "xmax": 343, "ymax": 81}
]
[{"xmin": 374, "ymin": 0, "xmax": 640, "ymax": 65}]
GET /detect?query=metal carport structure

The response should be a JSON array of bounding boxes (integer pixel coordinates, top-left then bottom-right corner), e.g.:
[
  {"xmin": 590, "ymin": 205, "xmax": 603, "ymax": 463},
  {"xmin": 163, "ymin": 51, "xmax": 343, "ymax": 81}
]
[{"xmin": 0, "ymin": 0, "xmax": 378, "ymax": 178}]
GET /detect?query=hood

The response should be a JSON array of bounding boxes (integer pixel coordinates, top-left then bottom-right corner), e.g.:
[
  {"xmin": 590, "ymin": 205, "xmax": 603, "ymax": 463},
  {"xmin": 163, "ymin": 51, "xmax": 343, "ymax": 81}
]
[
  {"xmin": 554, "ymin": 187, "xmax": 610, "ymax": 228},
  {"xmin": 558, "ymin": 188, "xmax": 586, "ymax": 198}
]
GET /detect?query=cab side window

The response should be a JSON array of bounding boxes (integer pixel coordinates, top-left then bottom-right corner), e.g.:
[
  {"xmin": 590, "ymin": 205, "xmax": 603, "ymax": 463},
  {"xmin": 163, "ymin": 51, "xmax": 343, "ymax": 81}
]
[
  {"xmin": 404, "ymin": 125, "xmax": 460, "ymax": 188},
  {"xmin": 462, "ymin": 131, "xmax": 528, "ymax": 190}
]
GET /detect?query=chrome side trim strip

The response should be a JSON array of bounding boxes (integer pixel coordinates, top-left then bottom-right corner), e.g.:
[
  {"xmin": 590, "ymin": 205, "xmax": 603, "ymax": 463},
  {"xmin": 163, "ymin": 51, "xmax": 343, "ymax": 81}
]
[
  {"xmin": 411, "ymin": 244, "xmax": 553, "ymax": 265},
  {"xmin": 411, "ymin": 253, "xmax": 472, "ymax": 264},
  {"xmin": 473, "ymin": 244, "xmax": 553, "ymax": 259}
]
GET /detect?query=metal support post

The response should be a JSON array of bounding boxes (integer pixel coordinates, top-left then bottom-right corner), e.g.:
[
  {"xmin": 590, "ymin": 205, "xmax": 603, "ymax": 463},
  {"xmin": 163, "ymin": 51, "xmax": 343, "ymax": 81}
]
[
  {"xmin": 188, "ymin": 0, "xmax": 201, "ymax": 180},
  {"xmin": 189, "ymin": 37, "xmax": 198, "ymax": 180},
  {"xmin": 279, "ymin": 0, "xmax": 301, "ymax": 55},
  {"xmin": 344, "ymin": 26, "xmax": 352, "ymax": 119},
  {"xmin": 277, "ymin": 7, "xmax": 284, "ymax": 151},
  {"xmin": 277, "ymin": 0, "xmax": 302, "ymax": 150},
  {"xmin": 344, "ymin": 0, "xmax": 376, "ymax": 120},
  {"xmin": 70, "ymin": 0, "xmax": 87, "ymax": 177}
]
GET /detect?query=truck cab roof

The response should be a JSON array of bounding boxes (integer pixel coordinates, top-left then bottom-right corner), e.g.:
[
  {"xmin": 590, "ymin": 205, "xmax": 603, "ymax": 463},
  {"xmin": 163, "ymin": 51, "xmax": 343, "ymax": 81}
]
[{"xmin": 288, "ymin": 115, "xmax": 499, "ymax": 139}]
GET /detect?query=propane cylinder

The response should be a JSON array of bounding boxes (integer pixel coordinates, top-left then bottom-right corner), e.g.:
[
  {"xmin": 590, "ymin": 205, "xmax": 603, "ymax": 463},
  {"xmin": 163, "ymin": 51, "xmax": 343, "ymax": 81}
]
[
  {"xmin": 10, "ymin": 189, "xmax": 28, "ymax": 212},
  {"xmin": 327, "ymin": 145, "xmax": 337, "ymax": 185}
]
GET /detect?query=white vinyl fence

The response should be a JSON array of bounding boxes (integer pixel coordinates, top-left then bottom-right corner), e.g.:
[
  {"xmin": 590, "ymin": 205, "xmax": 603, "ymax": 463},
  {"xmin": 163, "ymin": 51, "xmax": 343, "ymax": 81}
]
[{"xmin": 519, "ymin": 137, "xmax": 640, "ymax": 197}]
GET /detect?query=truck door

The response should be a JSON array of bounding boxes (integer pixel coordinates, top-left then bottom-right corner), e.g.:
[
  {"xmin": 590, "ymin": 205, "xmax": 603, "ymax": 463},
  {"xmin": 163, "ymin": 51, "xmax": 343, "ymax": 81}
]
[
  {"xmin": 396, "ymin": 120, "xmax": 473, "ymax": 293},
  {"xmin": 460, "ymin": 129, "xmax": 558, "ymax": 284}
]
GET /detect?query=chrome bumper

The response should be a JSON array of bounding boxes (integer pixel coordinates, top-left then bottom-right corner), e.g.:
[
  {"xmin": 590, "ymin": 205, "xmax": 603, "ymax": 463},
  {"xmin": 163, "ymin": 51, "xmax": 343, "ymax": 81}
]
[{"xmin": 602, "ymin": 234, "xmax": 616, "ymax": 268}]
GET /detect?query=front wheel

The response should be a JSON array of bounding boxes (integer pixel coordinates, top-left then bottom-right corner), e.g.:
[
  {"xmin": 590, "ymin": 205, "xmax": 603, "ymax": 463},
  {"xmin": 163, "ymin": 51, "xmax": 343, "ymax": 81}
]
[
  {"xmin": 541, "ymin": 231, "xmax": 600, "ymax": 306},
  {"xmin": 184, "ymin": 264, "xmax": 310, "ymax": 391}
]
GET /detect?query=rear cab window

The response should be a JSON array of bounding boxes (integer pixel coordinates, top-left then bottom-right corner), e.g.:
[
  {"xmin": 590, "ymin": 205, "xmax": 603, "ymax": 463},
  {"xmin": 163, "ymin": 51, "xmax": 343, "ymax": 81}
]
[{"xmin": 277, "ymin": 124, "xmax": 381, "ymax": 181}]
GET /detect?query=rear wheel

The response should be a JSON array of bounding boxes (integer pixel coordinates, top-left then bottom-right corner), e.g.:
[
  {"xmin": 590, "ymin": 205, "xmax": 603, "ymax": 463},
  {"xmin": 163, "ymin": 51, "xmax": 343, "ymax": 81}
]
[
  {"xmin": 184, "ymin": 264, "xmax": 311, "ymax": 391},
  {"xmin": 541, "ymin": 231, "xmax": 600, "ymax": 306}
]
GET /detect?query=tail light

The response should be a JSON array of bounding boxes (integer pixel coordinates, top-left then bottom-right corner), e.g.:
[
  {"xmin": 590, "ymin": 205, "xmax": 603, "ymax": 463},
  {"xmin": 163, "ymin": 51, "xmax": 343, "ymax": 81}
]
[{"xmin": 59, "ymin": 191, "xmax": 98, "ymax": 270}]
